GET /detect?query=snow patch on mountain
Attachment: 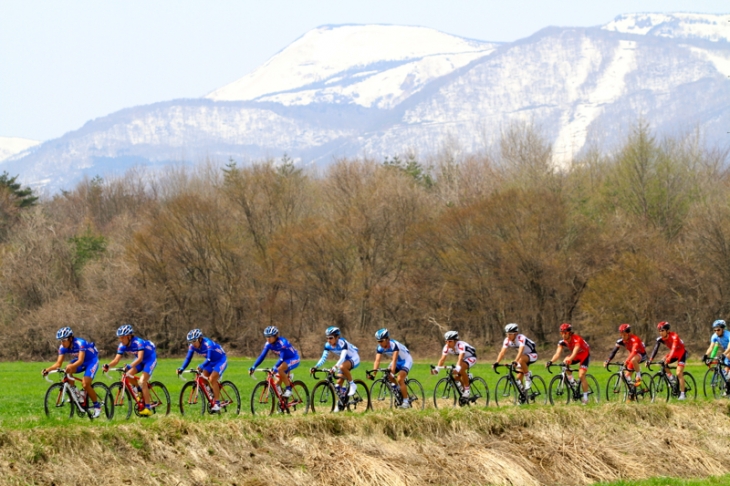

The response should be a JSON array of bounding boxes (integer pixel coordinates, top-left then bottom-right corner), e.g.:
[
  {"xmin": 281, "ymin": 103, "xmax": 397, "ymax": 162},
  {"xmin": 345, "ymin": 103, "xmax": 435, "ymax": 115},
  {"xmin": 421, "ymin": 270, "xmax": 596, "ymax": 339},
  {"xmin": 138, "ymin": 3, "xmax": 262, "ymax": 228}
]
[
  {"xmin": 0, "ymin": 137, "xmax": 41, "ymax": 162},
  {"xmin": 603, "ymin": 13, "xmax": 730, "ymax": 42}
]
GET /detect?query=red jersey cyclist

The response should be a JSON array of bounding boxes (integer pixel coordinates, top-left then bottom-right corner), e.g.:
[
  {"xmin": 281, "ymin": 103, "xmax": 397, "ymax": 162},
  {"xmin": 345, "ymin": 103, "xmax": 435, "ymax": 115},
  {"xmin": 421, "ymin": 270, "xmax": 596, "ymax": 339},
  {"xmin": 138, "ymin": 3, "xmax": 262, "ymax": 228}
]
[
  {"xmin": 604, "ymin": 324, "xmax": 647, "ymax": 387},
  {"xmin": 545, "ymin": 323, "xmax": 591, "ymax": 404},
  {"xmin": 648, "ymin": 321, "xmax": 688, "ymax": 400},
  {"xmin": 431, "ymin": 331, "xmax": 477, "ymax": 398},
  {"xmin": 493, "ymin": 323, "xmax": 537, "ymax": 391}
]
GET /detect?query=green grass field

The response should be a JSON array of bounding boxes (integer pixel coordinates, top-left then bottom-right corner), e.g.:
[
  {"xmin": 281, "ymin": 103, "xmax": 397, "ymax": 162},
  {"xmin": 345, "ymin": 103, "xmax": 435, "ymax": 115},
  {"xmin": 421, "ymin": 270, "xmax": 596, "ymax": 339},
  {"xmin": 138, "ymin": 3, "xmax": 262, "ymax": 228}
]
[
  {"xmin": 0, "ymin": 356, "xmax": 719, "ymax": 428},
  {"xmin": 596, "ymin": 476, "xmax": 730, "ymax": 486}
]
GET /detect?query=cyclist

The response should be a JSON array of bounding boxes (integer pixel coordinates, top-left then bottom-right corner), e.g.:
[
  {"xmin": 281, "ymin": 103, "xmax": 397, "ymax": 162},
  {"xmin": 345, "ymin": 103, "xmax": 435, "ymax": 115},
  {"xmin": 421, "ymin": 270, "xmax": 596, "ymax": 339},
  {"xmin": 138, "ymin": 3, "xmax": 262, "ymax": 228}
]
[
  {"xmin": 310, "ymin": 326, "xmax": 360, "ymax": 400},
  {"xmin": 493, "ymin": 323, "xmax": 537, "ymax": 390},
  {"xmin": 177, "ymin": 329, "xmax": 227, "ymax": 412},
  {"xmin": 545, "ymin": 323, "xmax": 591, "ymax": 404},
  {"xmin": 103, "ymin": 324, "xmax": 158, "ymax": 416},
  {"xmin": 648, "ymin": 321, "xmax": 688, "ymax": 400},
  {"xmin": 370, "ymin": 328, "xmax": 413, "ymax": 409},
  {"xmin": 604, "ymin": 323, "xmax": 647, "ymax": 388},
  {"xmin": 431, "ymin": 331, "xmax": 477, "ymax": 398},
  {"xmin": 703, "ymin": 320, "xmax": 730, "ymax": 394},
  {"xmin": 42, "ymin": 327, "xmax": 103, "ymax": 418},
  {"xmin": 248, "ymin": 326, "xmax": 300, "ymax": 398}
]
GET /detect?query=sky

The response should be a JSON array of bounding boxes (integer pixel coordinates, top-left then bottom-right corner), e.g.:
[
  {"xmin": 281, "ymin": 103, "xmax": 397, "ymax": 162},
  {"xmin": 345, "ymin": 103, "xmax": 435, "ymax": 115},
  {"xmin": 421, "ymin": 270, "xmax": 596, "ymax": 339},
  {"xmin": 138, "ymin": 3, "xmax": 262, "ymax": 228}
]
[{"xmin": 1, "ymin": 0, "xmax": 728, "ymax": 142}]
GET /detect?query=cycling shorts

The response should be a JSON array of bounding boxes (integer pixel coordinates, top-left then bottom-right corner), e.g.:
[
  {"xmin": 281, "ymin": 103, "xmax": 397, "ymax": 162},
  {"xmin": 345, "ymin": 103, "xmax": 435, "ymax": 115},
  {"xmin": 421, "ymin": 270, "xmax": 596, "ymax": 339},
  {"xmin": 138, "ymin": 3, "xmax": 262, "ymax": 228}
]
[
  {"xmin": 463, "ymin": 357, "xmax": 477, "ymax": 368},
  {"xmin": 201, "ymin": 359, "xmax": 228, "ymax": 378},
  {"xmin": 395, "ymin": 364, "xmax": 410, "ymax": 374},
  {"xmin": 71, "ymin": 358, "xmax": 99, "ymax": 379},
  {"xmin": 515, "ymin": 353, "xmax": 538, "ymax": 370},
  {"xmin": 131, "ymin": 359, "xmax": 157, "ymax": 376},
  {"xmin": 570, "ymin": 355, "xmax": 590, "ymax": 370},
  {"xmin": 344, "ymin": 355, "xmax": 360, "ymax": 369},
  {"xmin": 667, "ymin": 350, "xmax": 688, "ymax": 366},
  {"xmin": 274, "ymin": 357, "xmax": 300, "ymax": 373}
]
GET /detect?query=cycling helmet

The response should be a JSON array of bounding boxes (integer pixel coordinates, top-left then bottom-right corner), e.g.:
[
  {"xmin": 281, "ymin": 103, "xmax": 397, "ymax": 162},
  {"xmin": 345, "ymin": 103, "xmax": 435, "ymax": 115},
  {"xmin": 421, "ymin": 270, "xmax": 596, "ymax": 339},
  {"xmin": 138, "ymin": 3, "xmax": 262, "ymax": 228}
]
[
  {"xmin": 444, "ymin": 331, "xmax": 459, "ymax": 341},
  {"xmin": 56, "ymin": 327, "xmax": 73, "ymax": 340},
  {"xmin": 325, "ymin": 326, "xmax": 341, "ymax": 337},
  {"xmin": 713, "ymin": 319, "xmax": 726, "ymax": 329},
  {"xmin": 504, "ymin": 323, "xmax": 519, "ymax": 333},
  {"xmin": 186, "ymin": 328, "xmax": 203, "ymax": 342},
  {"xmin": 618, "ymin": 324, "xmax": 631, "ymax": 333},
  {"xmin": 559, "ymin": 323, "xmax": 572, "ymax": 333},
  {"xmin": 263, "ymin": 326, "xmax": 279, "ymax": 337},
  {"xmin": 374, "ymin": 328, "xmax": 389, "ymax": 340},
  {"xmin": 657, "ymin": 321, "xmax": 670, "ymax": 331},
  {"xmin": 116, "ymin": 324, "xmax": 134, "ymax": 337}
]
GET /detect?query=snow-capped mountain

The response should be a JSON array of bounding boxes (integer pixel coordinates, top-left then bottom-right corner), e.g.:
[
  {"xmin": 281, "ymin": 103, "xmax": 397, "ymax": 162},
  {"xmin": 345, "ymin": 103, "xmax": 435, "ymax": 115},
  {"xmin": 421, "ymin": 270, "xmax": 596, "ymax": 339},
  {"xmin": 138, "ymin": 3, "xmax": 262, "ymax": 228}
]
[
  {"xmin": 5, "ymin": 14, "xmax": 730, "ymax": 193},
  {"xmin": 0, "ymin": 137, "xmax": 41, "ymax": 163}
]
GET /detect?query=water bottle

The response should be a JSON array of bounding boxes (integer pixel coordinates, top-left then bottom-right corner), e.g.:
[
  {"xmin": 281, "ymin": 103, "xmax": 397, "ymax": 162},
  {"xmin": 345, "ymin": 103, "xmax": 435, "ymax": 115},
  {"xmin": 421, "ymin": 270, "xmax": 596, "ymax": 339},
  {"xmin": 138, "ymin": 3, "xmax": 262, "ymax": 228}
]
[
  {"xmin": 79, "ymin": 389, "xmax": 87, "ymax": 405},
  {"xmin": 275, "ymin": 384, "xmax": 283, "ymax": 396},
  {"xmin": 455, "ymin": 380, "xmax": 464, "ymax": 393}
]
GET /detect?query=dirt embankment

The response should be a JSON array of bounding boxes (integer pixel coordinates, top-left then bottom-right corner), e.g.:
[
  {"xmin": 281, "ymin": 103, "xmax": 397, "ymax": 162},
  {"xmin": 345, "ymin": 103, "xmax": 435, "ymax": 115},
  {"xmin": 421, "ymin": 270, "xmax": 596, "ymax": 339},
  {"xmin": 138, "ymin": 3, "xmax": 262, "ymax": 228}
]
[{"xmin": 2, "ymin": 403, "xmax": 730, "ymax": 485}]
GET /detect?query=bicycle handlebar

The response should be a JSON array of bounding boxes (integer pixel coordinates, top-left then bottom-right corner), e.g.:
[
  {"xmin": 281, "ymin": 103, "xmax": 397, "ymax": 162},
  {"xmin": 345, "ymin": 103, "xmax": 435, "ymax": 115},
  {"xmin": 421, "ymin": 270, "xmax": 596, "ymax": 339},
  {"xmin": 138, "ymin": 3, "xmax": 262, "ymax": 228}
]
[
  {"xmin": 492, "ymin": 363, "xmax": 517, "ymax": 375},
  {"xmin": 309, "ymin": 367, "xmax": 338, "ymax": 379},
  {"xmin": 366, "ymin": 368, "xmax": 393, "ymax": 379},
  {"xmin": 179, "ymin": 369, "xmax": 208, "ymax": 382},
  {"xmin": 546, "ymin": 363, "xmax": 577, "ymax": 374}
]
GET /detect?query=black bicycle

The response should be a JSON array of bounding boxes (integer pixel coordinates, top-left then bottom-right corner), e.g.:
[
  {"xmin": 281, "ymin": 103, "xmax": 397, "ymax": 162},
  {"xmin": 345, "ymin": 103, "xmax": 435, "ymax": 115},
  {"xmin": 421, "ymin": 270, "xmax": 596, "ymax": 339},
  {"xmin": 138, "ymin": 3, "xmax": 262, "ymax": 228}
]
[
  {"xmin": 430, "ymin": 365, "xmax": 489, "ymax": 408},
  {"xmin": 648, "ymin": 360, "xmax": 696, "ymax": 402},
  {"xmin": 605, "ymin": 361, "xmax": 653, "ymax": 402},
  {"xmin": 367, "ymin": 368, "xmax": 425, "ymax": 410},
  {"xmin": 546, "ymin": 363, "xmax": 600, "ymax": 405},
  {"xmin": 703, "ymin": 356, "xmax": 730, "ymax": 399},
  {"xmin": 493, "ymin": 363, "xmax": 547, "ymax": 405},
  {"xmin": 309, "ymin": 368, "xmax": 370, "ymax": 413}
]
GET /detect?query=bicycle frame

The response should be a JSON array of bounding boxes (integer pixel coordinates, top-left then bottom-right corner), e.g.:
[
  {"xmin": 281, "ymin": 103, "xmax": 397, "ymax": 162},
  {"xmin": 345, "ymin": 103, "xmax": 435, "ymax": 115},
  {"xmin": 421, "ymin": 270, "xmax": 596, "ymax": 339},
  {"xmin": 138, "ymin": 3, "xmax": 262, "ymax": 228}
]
[
  {"xmin": 606, "ymin": 361, "xmax": 651, "ymax": 401},
  {"xmin": 251, "ymin": 368, "xmax": 304, "ymax": 412},
  {"xmin": 44, "ymin": 370, "xmax": 88, "ymax": 413},
  {"xmin": 367, "ymin": 368, "xmax": 403, "ymax": 398},
  {"xmin": 431, "ymin": 365, "xmax": 470, "ymax": 400},
  {"xmin": 179, "ymin": 369, "xmax": 216, "ymax": 406},
  {"xmin": 494, "ymin": 363, "xmax": 530, "ymax": 402},
  {"xmin": 106, "ymin": 367, "xmax": 166, "ymax": 412},
  {"xmin": 704, "ymin": 357, "xmax": 730, "ymax": 395},
  {"xmin": 546, "ymin": 363, "xmax": 583, "ymax": 398}
]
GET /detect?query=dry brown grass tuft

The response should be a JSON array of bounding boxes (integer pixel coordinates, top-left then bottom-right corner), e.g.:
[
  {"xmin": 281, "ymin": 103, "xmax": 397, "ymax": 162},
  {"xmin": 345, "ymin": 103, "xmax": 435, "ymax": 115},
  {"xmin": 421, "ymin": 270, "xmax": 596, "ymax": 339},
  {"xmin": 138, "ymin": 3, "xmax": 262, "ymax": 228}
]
[{"xmin": 1, "ymin": 403, "xmax": 730, "ymax": 485}]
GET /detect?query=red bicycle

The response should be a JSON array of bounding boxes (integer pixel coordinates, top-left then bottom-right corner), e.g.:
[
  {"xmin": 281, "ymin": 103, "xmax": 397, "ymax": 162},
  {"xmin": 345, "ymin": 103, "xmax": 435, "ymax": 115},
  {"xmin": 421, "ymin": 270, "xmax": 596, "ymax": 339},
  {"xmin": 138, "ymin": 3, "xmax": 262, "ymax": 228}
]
[
  {"xmin": 105, "ymin": 367, "xmax": 171, "ymax": 419},
  {"xmin": 178, "ymin": 369, "xmax": 241, "ymax": 415},
  {"xmin": 250, "ymin": 368, "xmax": 309, "ymax": 415}
]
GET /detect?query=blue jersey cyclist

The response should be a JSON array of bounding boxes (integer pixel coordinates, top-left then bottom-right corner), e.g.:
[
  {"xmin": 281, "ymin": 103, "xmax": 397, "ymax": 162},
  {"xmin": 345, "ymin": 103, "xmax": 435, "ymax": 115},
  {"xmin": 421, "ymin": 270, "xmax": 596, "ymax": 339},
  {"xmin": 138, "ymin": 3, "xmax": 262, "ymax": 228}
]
[
  {"xmin": 103, "ymin": 324, "xmax": 157, "ymax": 417},
  {"xmin": 369, "ymin": 328, "xmax": 413, "ymax": 409},
  {"xmin": 310, "ymin": 326, "xmax": 361, "ymax": 398},
  {"xmin": 42, "ymin": 327, "xmax": 103, "ymax": 418},
  {"xmin": 704, "ymin": 320, "xmax": 730, "ymax": 393},
  {"xmin": 249, "ymin": 326, "xmax": 300, "ymax": 398},
  {"xmin": 177, "ymin": 329, "xmax": 227, "ymax": 412}
]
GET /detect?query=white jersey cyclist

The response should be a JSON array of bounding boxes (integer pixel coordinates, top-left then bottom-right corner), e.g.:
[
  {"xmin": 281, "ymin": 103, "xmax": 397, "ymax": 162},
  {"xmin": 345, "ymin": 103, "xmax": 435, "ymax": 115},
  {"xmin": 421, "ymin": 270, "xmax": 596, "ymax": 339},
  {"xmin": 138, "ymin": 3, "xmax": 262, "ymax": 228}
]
[
  {"xmin": 315, "ymin": 337, "xmax": 361, "ymax": 369},
  {"xmin": 377, "ymin": 339, "xmax": 413, "ymax": 372},
  {"xmin": 503, "ymin": 333, "xmax": 538, "ymax": 363},
  {"xmin": 442, "ymin": 340, "xmax": 477, "ymax": 368}
]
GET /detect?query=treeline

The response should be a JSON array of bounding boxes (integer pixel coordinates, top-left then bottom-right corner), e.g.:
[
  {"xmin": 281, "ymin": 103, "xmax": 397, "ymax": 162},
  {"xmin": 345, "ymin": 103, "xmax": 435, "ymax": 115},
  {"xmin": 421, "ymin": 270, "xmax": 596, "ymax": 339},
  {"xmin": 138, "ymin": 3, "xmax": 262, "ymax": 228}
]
[{"xmin": 1, "ymin": 122, "xmax": 729, "ymax": 360}]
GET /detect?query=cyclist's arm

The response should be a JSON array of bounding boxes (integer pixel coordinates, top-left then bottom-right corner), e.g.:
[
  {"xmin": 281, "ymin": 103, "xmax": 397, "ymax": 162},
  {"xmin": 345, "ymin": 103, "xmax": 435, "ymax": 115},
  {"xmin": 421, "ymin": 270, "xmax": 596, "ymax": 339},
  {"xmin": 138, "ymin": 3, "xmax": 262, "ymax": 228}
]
[
  {"xmin": 389, "ymin": 350, "xmax": 399, "ymax": 374},
  {"xmin": 495, "ymin": 347, "xmax": 507, "ymax": 364},
  {"xmin": 314, "ymin": 349, "xmax": 329, "ymax": 369},
  {"xmin": 180, "ymin": 346, "xmax": 195, "ymax": 371},
  {"xmin": 373, "ymin": 353, "xmax": 382, "ymax": 370},
  {"xmin": 251, "ymin": 345, "xmax": 270, "ymax": 369},
  {"xmin": 200, "ymin": 346, "xmax": 213, "ymax": 369},
  {"xmin": 606, "ymin": 345, "xmax": 619, "ymax": 362},
  {"xmin": 566, "ymin": 345, "xmax": 580, "ymax": 362},
  {"xmin": 548, "ymin": 345, "xmax": 563, "ymax": 363},
  {"xmin": 128, "ymin": 349, "xmax": 145, "ymax": 369},
  {"xmin": 705, "ymin": 341, "xmax": 717, "ymax": 355},
  {"xmin": 667, "ymin": 336, "xmax": 679, "ymax": 358},
  {"xmin": 436, "ymin": 353, "xmax": 448, "ymax": 368},
  {"xmin": 455, "ymin": 351, "xmax": 466, "ymax": 370},
  {"xmin": 334, "ymin": 350, "xmax": 348, "ymax": 369},
  {"xmin": 106, "ymin": 353, "xmax": 123, "ymax": 368},
  {"xmin": 514, "ymin": 344, "xmax": 525, "ymax": 362},
  {"xmin": 648, "ymin": 339, "xmax": 660, "ymax": 362},
  {"xmin": 43, "ymin": 354, "xmax": 66, "ymax": 374},
  {"xmin": 65, "ymin": 350, "xmax": 85, "ymax": 373}
]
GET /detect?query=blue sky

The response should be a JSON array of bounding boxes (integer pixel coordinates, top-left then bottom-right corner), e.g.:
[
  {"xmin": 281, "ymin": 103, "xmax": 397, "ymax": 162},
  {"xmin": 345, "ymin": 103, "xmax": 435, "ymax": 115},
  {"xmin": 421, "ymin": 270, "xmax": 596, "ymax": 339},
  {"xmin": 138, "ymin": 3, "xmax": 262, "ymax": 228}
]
[{"xmin": 1, "ymin": 0, "xmax": 728, "ymax": 141}]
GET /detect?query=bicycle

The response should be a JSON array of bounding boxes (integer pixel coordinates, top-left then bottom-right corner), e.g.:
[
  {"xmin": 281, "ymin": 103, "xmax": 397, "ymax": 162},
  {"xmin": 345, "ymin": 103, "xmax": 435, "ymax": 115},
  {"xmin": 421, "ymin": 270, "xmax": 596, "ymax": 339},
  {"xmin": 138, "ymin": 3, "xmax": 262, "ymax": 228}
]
[
  {"xmin": 178, "ymin": 369, "xmax": 241, "ymax": 416},
  {"xmin": 493, "ymin": 363, "xmax": 547, "ymax": 405},
  {"xmin": 105, "ymin": 367, "xmax": 171, "ymax": 419},
  {"xmin": 367, "ymin": 368, "xmax": 425, "ymax": 410},
  {"xmin": 605, "ymin": 361, "xmax": 653, "ymax": 402},
  {"xmin": 309, "ymin": 368, "xmax": 370, "ymax": 413},
  {"xmin": 648, "ymin": 360, "xmax": 697, "ymax": 402},
  {"xmin": 43, "ymin": 370, "xmax": 111, "ymax": 420},
  {"xmin": 546, "ymin": 363, "xmax": 600, "ymax": 405},
  {"xmin": 430, "ymin": 365, "xmax": 490, "ymax": 408},
  {"xmin": 250, "ymin": 368, "xmax": 309, "ymax": 415},
  {"xmin": 703, "ymin": 356, "xmax": 730, "ymax": 399}
]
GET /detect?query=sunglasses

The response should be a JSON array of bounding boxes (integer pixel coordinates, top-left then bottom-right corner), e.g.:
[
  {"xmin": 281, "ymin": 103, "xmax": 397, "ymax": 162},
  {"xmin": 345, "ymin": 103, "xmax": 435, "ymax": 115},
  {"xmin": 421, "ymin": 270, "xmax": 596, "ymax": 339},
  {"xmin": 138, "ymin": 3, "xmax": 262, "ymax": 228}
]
[{"xmin": 377, "ymin": 339, "xmax": 386, "ymax": 343}]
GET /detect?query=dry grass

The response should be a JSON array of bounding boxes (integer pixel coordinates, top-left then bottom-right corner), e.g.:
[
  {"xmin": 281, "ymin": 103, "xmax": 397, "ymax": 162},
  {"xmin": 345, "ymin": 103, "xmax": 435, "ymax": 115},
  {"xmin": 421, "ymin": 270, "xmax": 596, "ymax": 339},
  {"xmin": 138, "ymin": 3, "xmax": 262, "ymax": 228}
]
[{"xmin": 2, "ymin": 402, "xmax": 730, "ymax": 485}]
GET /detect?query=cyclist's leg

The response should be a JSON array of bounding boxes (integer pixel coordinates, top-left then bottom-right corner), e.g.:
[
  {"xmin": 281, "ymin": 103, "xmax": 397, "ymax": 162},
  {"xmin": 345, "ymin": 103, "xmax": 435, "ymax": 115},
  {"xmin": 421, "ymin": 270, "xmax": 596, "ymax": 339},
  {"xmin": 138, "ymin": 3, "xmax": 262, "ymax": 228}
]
[
  {"xmin": 83, "ymin": 360, "xmax": 100, "ymax": 403},
  {"xmin": 516, "ymin": 354, "xmax": 530, "ymax": 386},
  {"xmin": 577, "ymin": 358, "xmax": 590, "ymax": 393},
  {"xmin": 276, "ymin": 360, "xmax": 290, "ymax": 388},
  {"xmin": 675, "ymin": 352, "xmax": 687, "ymax": 392},
  {"xmin": 628, "ymin": 355, "xmax": 641, "ymax": 382},
  {"xmin": 396, "ymin": 368, "xmax": 409, "ymax": 399},
  {"xmin": 137, "ymin": 360, "xmax": 156, "ymax": 405},
  {"xmin": 459, "ymin": 358, "xmax": 475, "ymax": 389},
  {"xmin": 338, "ymin": 359, "xmax": 353, "ymax": 387}
]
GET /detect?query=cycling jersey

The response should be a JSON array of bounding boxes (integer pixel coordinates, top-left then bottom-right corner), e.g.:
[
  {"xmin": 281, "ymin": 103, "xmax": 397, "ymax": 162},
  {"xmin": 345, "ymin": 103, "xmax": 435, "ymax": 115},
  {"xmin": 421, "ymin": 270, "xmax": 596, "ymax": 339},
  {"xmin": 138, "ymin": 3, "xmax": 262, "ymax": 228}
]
[
  {"xmin": 650, "ymin": 332, "xmax": 686, "ymax": 363},
  {"xmin": 180, "ymin": 337, "xmax": 227, "ymax": 370},
  {"xmin": 559, "ymin": 334, "xmax": 590, "ymax": 362},
  {"xmin": 443, "ymin": 340, "xmax": 477, "ymax": 367},
  {"xmin": 59, "ymin": 337, "xmax": 99, "ymax": 364},
  {"xmin": 710, "ymin": 330, "xmax": 730, "ymax": 366},
  {"xmin": 116, "ymin": 336, "xmax": 157, "ymax": 363},
  {"xmin": 315, "ymin": 337, "xmax": 360, "ymax": 369},
  {"xmin": 252, "ymin": 336, "xmax": 300, "ymax": 369},
  {"xmin": 377, "ymin": 339, "xmax": 413, "ymax": 372},
  {"xmin": 607, "ymin": 334, "xmax": 646, "ymax": 361}
]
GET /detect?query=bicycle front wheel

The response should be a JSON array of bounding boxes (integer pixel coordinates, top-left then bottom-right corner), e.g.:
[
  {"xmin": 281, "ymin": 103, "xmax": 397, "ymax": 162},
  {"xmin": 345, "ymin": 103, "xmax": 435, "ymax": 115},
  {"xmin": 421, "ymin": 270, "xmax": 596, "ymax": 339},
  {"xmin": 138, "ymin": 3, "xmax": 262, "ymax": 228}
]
[
  {"xmin": 683, "ymin": 372, "xmax": 697, "ymax": 400},
  {"xmin": 345, "ymin": 380, "xmax": 370, "ymax": 413},
  {"xmin": 44, "ymin": 383, "xmax": 73, "ymax": 420},
  {"xmin": 148, "ymin": 381, "xmax": 171, "ymax": 416},
  {"xmin": 605, "ymin": 373, "xmax": 624, "ymax": 402},
  {"xmin": 526, "ymin": 375, "xmax": 547, "ymax": 405},
  {"xmin": 310, "ymin": 381, "xmax": 336, "ymax": 413},
  {"xmin": 652, "ymin": 376, "xmax": 670, "ymax": 403},
  {"xmin": 108, "ymin": 382, "xmax": 133, "ymax": 420},
  {"xmin": 548, "ymin": 375, "xmax": 568, "ymax": 405},
  {"xmin": 433, "ymin": 377, "xmax": 457, "ymax": 409},
  {"xmin": 218, "ymin": 381, "xmax": 241, "ymax": 415},
  {"xmin": 494, "ymin": 376, "xmax": 517, "ymax": 406},
  {"xmin": 369, "ymin": 379, "xmax": 393, "ymax": 411},
  {"xmin": 467, "ymin": 376, "xmax": 489, "ymax": 407},
  {"xmin": 250, "ymin": 381, "xmax": 274, "ymax": 416},
  {"xmin": 406, "ymin": 379, "xmax": 425, "ymax": 410},
  {"xmin": 284, "ymin": 380, "xmax": 309, "ymax": 415},
  {"xmin": 703, "ymin": 368, "xmax": 721, "ymax": 398},
  {"xmin": 178, "ymin": 381, "xmax": 202, "ymax": 416}
]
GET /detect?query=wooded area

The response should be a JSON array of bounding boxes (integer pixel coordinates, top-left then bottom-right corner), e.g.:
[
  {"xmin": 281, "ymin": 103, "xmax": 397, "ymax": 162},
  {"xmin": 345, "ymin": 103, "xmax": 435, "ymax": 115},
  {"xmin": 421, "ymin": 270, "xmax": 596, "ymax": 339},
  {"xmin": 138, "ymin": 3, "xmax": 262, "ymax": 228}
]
[{"xmin": 1, "ymin": 122, "xmax": 728, "ymax": 360}]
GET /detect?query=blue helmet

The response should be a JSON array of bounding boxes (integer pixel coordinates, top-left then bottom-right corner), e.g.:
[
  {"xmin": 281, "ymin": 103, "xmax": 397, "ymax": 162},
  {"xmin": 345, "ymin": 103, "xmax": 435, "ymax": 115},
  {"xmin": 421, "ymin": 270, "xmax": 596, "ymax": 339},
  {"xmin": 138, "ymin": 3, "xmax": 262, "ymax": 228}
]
[
  {"xmin": 325, "ymin": 326, "xmax": 340, "ymax": 337},
  {"xmin": 374, "ymin": 328, "xmax": 389, "ymax": 340},
  {"xmin": 116, "ymin": 324, "xmax": 134, "ymax": 337},
  {"xmin": 186, "ymin": 328, "xmax": 203, "ymax": 342},
  {"xmin": 713, "ymin": 320, "xmax": 726, "ymax": 330},
  {"xmin": 56, "ymin": 327, "xmax": 73, "ymax": 340},
  {"xmin": 263, "ymin": 326, "xmax": 279, "ymax": 337}
]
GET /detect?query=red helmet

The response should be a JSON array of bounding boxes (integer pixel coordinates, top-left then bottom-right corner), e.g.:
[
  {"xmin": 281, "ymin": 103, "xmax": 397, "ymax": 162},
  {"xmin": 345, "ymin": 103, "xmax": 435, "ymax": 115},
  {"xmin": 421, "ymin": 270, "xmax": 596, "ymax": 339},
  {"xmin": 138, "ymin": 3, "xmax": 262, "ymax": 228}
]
[
  {"xmin": 657, "ymin": 321, "xmax": 670, "ymax": 331},
  {"xmin": 559, "ymin": 323, "xmax": 572, "ymax": 333},
  {"xmin": 618, "ymin": 323, "xmax": 631, "ymax": 333}
]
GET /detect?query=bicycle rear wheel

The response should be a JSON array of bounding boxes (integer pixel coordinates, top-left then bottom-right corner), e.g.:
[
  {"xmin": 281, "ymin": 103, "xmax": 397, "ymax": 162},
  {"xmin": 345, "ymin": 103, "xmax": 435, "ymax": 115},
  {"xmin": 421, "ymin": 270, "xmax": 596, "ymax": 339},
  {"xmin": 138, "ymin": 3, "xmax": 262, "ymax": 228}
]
[
  {"xmin": 467, "ymin": 376, "xmax": 489, "ymax": 407},
  {"xmin": 525, "ymin": 375, "xmax": 547, "ymax": 405},
  {"xmin": 433, "ymin": 377, "xmax": 457, "ymax": 409},
  {"xmin": 682, "ymin": 372, "xmax": 697, "ymax": 400},
  {"xmin": 108, "ymin": 382, "xmax": 133, "ymax": 420},
  {"xmin": 406, "ymin": 379, "xmax": 425, "ymax": 410},
  {"xmin": 345, "ymin": 380, "xmax": 370, "ymax": 413},
  {"xmin": 548, "ymin": 375, "xmax": 568, "ymax": 405},
  {"xmin": 251, "ymin": 381, "xmax": 274, "ymax": 415},
  {"xmin": 148, "ymin": 381, "xmax": 171, "ymax": 416},
  {"xmin": 284, "ymin": 380, "xmax": 309, "ymax": 415},
  {"xmin": 44, "ymin": 383, "xmax": 73, "ymax": 420},
  {"xmin": 310, "ymin": 381, "xmax": 336, "ymax": 413},
  {"xmin": 91, "ymin": 382, "xmax": 112, "ymax": 420},
  {"xmin": 584, "ymin": 374, "xmax": 600, "ymax": 404},
  {"xmin": 217, "ymin": 381, "xmax": 241, "ymax": 415},
  {"xmin": 494, "ymin": 376, "xmax": 517, "ymax": 406},
  {"xmin": 369, "ymin": 379, "xmax": 393, "ymax": 411}
]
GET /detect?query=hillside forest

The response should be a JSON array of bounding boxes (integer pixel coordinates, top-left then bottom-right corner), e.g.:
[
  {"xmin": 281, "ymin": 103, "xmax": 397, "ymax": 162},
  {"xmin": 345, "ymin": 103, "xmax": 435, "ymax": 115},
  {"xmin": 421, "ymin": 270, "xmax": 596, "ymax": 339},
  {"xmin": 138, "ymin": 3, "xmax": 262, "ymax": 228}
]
[{"xmin": 0, "ymin": 121, "xmax": 729, "ymax": 361}]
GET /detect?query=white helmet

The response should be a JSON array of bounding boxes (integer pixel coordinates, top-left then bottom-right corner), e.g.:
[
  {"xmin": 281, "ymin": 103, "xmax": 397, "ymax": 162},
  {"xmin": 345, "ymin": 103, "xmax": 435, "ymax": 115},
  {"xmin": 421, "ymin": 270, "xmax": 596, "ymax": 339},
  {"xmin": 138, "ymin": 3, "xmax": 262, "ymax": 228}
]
[
  {"xmin": 504, "ymin": 323, "xmax": 519, "ymax": 333},
  {"xmin": 444, "ymin": 331, "xmax": 459, "ymax": 341}
]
